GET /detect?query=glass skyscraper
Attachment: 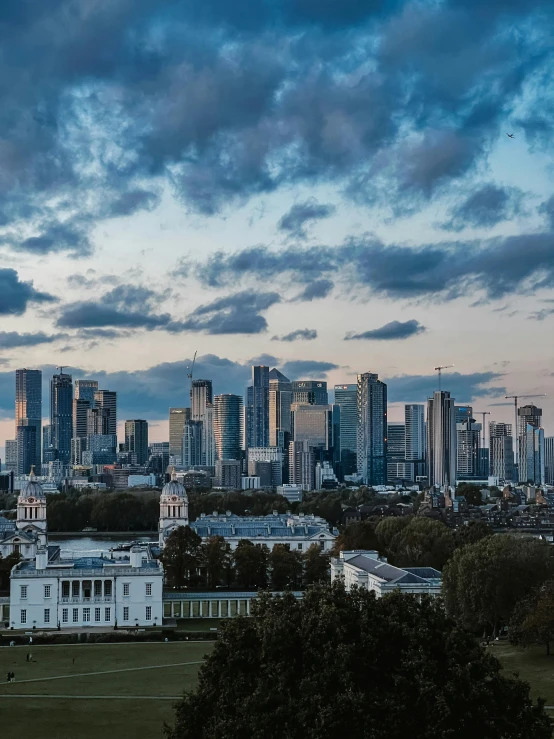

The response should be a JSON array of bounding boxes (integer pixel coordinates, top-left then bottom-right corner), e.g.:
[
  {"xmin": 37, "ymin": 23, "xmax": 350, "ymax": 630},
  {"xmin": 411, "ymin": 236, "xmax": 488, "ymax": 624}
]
[
  {"xmin": 356, "ymin": 372, "xmax": 387, "ymax": 486},
  {"xmin": 124, "ymin": 419, "xmax": 149, "ymax": 465},
  {"xmin": 334, "ymin": 384, "xmax": 357, "ymax": 475},
  {"xmin": 291, "ymin": 380, "xmax": 328, "ymax": 405},
  {"xmin": 426, "ymin": 391, "xmax": 456, "ymax": 488},
  {"xmin": 50, "ymin": 371, "xmax": 73, "ymax": 464},
  {"xmin": 246, "ymin": 366, "xmax": 269, "ymax": 448},
  {"xmin": 214, "ymin": 394, "xmax": 243, "ymax": 460},
  {"xmin": 15, "ymin": 368, "xmax": 42, "ymax": 474}
]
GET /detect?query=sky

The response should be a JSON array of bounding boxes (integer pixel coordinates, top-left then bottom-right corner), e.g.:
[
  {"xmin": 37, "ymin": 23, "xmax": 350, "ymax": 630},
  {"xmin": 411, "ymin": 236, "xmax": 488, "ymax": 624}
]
[{"xmin": 1, "ymin": 0, "xmax": 554, "ymax": 451}]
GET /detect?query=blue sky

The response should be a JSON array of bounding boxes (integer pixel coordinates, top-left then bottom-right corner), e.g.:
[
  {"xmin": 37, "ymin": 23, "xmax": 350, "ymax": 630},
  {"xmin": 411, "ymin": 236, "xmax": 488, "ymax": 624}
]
[{"xmin": 1, "ymin": 0, "xmax": 554, "ymax": 446}]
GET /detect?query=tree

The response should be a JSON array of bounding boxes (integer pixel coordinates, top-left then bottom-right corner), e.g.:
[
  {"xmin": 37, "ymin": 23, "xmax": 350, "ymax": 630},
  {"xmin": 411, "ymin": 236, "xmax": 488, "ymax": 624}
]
[
  {"xmin": 233, "ymin": 540, "xmax": 268, "ymax": 589},
  {"xmin": 302, "ymin": 544, "xmax": 329, "ymax": 585},
  {"xmin": 443, "ymin": 535, "xmax": 554, "ymax": 637},
  {"xmin": 510, "ymin": 582, "xmax": 554, "ymax": 655},
  {"xmin": 387, "ymin": 517, "xmax": 454, "ymax": 570},
  {"xmin": 203, "ymin": 536, "xmax": 232, "ymax": 588},
  {"xmin": 269, "ymin": 544, "xmax": 303, "ymax": 590},
  {"xmin": 375, "ymin": 515, "xmax": 411, "ymax": 553},
  {"xmin": 0, "ymin": 552, "xmax": 21, "ymax": 591},
  {"xmin": 165, "ymin": 583, "xmax": 551, "ymax": 739},
  {"xmin": 452, "ymin": 520, "xmax": 492, "ymax": 549},
  {"xmin": 160, "ymin": 526, "xmax": 203, "ymax": 588},
  {"xmin": 332, "ymin": 519, "xmax": 379, "ymax": 553},
  {"xmin": 456, "ymin": 483, "xmax": 484, "ymax": 506}
]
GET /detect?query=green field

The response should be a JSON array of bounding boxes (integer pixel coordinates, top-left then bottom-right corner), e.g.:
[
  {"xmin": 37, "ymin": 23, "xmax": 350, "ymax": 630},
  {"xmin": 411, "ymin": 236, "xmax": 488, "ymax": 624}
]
[
  {"xmin": 0, "ymin": 640, "xmax": 213, "ymax": 739},
  {"xmin": 494, "ymin": 643, "xmax": 554, "ymax": 706}
]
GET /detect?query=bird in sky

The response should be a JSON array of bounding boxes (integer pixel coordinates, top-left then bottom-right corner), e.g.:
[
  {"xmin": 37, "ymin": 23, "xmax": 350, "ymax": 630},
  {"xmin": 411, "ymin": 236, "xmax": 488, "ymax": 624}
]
[{"xmin": 506, "ymin": 133, "xmax": 515, "ymax": 138}]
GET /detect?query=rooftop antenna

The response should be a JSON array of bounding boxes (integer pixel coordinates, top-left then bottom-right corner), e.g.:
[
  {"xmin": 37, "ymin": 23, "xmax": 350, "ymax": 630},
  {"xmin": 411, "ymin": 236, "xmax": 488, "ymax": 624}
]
[{"xmin": 434, "ymin": 365, "xmax": 454, "ymax": 392}]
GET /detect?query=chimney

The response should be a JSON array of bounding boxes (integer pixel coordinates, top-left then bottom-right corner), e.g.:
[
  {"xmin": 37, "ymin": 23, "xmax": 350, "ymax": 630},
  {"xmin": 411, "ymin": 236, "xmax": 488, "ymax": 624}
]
[
  {"xmin": 130, "ymin": 547, "xmax": 142, "ymax": 568},
  {"xmin": 35, "ymin": 549, "xmax": 48, "ymax": 570}
]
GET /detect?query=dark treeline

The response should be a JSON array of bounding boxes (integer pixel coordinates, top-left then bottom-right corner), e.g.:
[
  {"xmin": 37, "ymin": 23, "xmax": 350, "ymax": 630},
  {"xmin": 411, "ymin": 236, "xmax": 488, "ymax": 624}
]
[{"xmin": 161, "ymin": 526, "xmax": 329, "ymax": 591}]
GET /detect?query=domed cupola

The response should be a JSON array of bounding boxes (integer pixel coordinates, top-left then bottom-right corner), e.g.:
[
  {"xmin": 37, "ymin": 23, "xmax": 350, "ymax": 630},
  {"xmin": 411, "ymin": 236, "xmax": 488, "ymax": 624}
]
[
  {"xmin": 159, "ymin": 468, "xmax": 189, "ymax": 547},
  {"xmin": 21, "ymin": 466, "xmax": 46, "ymax": 499},
  {"xmin": 16, "ymin": 466, "xmax": 48, "ymax": 546},
  {"xmin": 161, "ymin": 468, "xmax": 187, "ymax": 499}
]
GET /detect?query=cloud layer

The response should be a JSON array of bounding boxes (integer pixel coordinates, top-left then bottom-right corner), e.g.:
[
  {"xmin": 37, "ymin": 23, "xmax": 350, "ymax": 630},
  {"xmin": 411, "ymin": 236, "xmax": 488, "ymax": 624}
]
[{"xmin": 345, "ymin": 320, "xmax": 426, "ymax": 341}]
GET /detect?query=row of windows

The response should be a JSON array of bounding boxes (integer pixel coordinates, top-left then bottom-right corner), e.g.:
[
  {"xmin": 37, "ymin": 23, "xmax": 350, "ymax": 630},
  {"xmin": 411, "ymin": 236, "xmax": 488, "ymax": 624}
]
[
  {"xmin": 21, "ymin": 606, "xmax": 154, "ymax": 625},
  {"xmin": 21, "ymin": 582, "xmax": 154, "ymax": 599}
]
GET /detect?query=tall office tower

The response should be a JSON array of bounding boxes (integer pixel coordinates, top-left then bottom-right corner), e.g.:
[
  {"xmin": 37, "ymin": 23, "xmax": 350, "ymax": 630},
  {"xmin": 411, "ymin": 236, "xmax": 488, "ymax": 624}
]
[
  {"xmin": 50, "ymin": 371, "xmax": 73, "ymax": 464},
  {"xmin": 87, "ymin": 407, "xmax": 111, "ymax": 435},
  {"xmin": 202, "ymin": 404, "xmax": 217, "ymax": 467},
  {"xmin": 405, "ymin": 404, "xmax": 426, "ymax": 460},
  {"xmin": 356, "ymin": 372, "xmax": 387, "ymax": 486},
  {"xmin": 16, "ymin": 423, "xmax": 38, "ymax": 476},
  {"xmin": 489, "ymin": 422, "xmax": 514, "ymax": 481},
  {"xmin": 386, "ymin": 423, "xmax": 406, "ymax": 482},
  {"xmin": 169, "ymin": 407, "xmax": 190, "ymax": 464},
  {"xmin": 93, "ymin": 390, "xmax": 117, "ymax": 438},
  {"xmin": 5, "ymin": 440, "xmax": 17, "ymax": 473},
  {"xmin": 247, "ymin": 447, "xmax": 284, "ymax": 486},
  {"xmin": 73, "ymin": 398, "xmax": 91, "ymax": 440},
  {"xmin": 82, "ymin": 434, "xmax": 117, "ymax": 466},
  {"xmin": 191, "ymin": 379, "xmax": 213, "ymax": 420},
  {"xmin": 291, "ymin": 380, "xmax": 328, "ymax": 406},
  {"xmin": 426, "ymin": 391, "xmax": 456, "ymax": 488},
  {"xmin": 42, "ymin": 424, "xmax": 56, "ymax": 464},
  {"xmin": 454, "ymin": 406, "xmax": 473, "ymax": 425},
  {"xmin": 269, "ymin": 369, "xmax": 292, "ymax": 448},
  {"xmin": 289, "ymin": 440, "xmax": 315, "ymax": 491},
  {"xmin": 520, "ymin": 424, "xmax": 545, "ymax": 484},
  {"xmin": 124, "ymin": 420, "xmax": 149, "ymax": 465},
  {"xmin": 456, "ymin": 418, "xmax": 481, "ymax": 478},
  {"xmin": 334, "ymin": 384, "xmax": 358, "ymax": 476},
  {"xmin": 15, "ymin": 368, "xmax": 42, "ymax": 473},
  {"xmin": 291, "ymin": 403, "xmax": 333, "ymax": 451},
  {"xmin": 182, "ymin": 420, "xmax": 203, "ymax": 467},
  {"xmin": 246, "ymin": 365, "xmax": 270, "ymax": 449},
  {"xmin": 214, "ymin": 394, "xmax": 243, "ymax": 461},
  {"xmin": 74, "ymin": 379, "xmax": 98, "ymax": 402},
  {"xmin": 545, "ymin": 437, "xmax": 554, "ymax": 485},
  {"xmin": 147, "ymin": 441, "xmax": 170, "ymax": 475},
  {"xmin": 518, "ymin": 405, "xmax": 542, "ymax": 483}
]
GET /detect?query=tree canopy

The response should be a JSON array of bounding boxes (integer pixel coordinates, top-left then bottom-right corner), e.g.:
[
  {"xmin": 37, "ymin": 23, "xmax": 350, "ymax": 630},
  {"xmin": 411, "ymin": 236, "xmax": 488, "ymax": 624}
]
[
  {"xmin": 510, "ymin": 581, "xmax": 554, "ymax": 655},
  {"xmin": 165, "ymin": 582, "xmax": 551, "ymax": 739}
]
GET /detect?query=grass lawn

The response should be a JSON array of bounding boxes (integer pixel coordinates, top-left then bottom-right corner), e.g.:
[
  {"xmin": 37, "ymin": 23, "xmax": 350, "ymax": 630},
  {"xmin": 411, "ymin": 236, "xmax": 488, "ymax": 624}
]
[
  {"xmin": 494, "ymin": 643, "xmax": 554, "ymax": 706},
  {"xmin": 175, "ymin": 618, "xmax": 224, "ymax": 632},
  {"xmin": 0, "ymin": 640, "xmax": 213, "ymax": 739}
]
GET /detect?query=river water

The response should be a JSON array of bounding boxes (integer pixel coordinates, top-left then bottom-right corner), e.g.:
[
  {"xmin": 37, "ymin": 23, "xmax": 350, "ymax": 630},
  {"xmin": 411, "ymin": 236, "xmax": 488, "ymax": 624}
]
[{"xmin": 49, "ymin": 534, "xmax": 157, "ymax": 558}]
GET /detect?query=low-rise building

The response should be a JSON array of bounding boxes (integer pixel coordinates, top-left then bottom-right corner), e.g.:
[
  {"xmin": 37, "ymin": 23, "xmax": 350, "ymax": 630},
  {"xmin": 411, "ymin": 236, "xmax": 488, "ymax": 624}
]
[
  {"xmin": 331, "ymin": 550, "xmax": 442, "ymax": 599},
  {"xmin": 277, "ymin": 484, "xmax": 303, "ymax": 503}
]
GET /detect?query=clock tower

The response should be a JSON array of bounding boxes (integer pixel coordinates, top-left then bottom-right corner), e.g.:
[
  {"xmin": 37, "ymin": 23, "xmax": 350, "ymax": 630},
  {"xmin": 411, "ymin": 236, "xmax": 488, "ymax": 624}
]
[
  {"xmin": 158, "ymin": 468, "xmax": 189, "ymax": 547},
  {"xmin": 16, "ymin": 467, "xmax": 48, "ymax": 548}
]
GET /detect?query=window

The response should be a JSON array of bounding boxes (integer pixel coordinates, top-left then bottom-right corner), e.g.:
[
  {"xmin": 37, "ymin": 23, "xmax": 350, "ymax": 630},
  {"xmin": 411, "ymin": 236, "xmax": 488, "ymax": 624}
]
[
  {"xmin": 73, "ymin": 608, "xmax": 79, "ymax": 623},
  {"xmin": 94, "ymin": 581, "xmax": 102, "ymax": 597},
  {"xmin": 20, "ymin": 609, "xmax": 27, "ymax": 625},
  {"xmin": 20, "ymin": 585, "xmax": 27, "ymax": 600},
  {"xmin": 95, "ymin": 608, "xmax": 101, "ymax": 623},
  {"xmin": 83, "ymin": 608, "xmax": 90, "ymax": 623},
  {"xmin": 298, "ymin": 543, "xmax": 303, "ymax": 550},
  {"xmin": 44, "ymin": 608, "xmax": 50, "ymax": 624},
  {"xmin": 44, "ymin": 584, "xmax": 51, "ymax": 598},
  {"xmin": 146, "ymin": 606, "xmax": 152, "ymax": 621},
  {"xmin": 62, "ymin": 608, "xmax": 68, "ymax": 623},
  {"xmin": 145, "ymin": 583, "xmax": 152, "ymax": 597},
  {"xmin": 105, "ymin": 607, "xmax": 111, "ymax": 622},
  {"xmin": 104, "ymin": 581, "xmax": 112, "ymax": 597},
  {"xmin": 123, "ymin": 583, "xmax": 130, "ymax": 597},
  {"xmin": 123, "ymin": 607, "xmax": 129, "ymax": 621}
]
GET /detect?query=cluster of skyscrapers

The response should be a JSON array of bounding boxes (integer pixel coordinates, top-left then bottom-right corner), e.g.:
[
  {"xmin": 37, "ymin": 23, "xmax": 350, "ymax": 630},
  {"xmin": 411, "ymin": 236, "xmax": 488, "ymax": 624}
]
[{"xmin": 4, "ymin": 365, "xmax": 553, "ymax": 491}]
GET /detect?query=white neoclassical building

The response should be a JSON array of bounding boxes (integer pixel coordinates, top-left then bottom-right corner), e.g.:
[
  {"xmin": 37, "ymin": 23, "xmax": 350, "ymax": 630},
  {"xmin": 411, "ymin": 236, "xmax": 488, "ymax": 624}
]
[
  {"xmin": 158, "ymin": 468, "xmax": 189, "ymax": 546},
  {"xmin": 0, "ymin": 469, "xmax": 47, "ymax": 560}
]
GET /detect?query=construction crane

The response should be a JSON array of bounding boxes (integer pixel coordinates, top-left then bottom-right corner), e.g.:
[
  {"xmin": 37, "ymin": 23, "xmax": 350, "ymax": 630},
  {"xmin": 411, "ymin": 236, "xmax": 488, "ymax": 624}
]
[
  {"xmin": 434, "ymin": 365, "xmax": 454, "ymax": 391},
  {"xmin": 187, "ymin": 351, "xmax": 197, "ymax": 407},
  {"xmin": 474, "ymin": 411, "xmax": 491, "ymax": 447},
  {"xmin": 504, "ymin": 393, "xmax": 547, "ymax": 467}
]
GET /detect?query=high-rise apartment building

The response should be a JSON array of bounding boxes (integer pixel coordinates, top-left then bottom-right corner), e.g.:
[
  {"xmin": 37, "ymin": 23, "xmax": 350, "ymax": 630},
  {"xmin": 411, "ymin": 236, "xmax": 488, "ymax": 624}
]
[
  {"xmin": 426, "ymin": 391, "xmax": 456, "ymax": 488},
  {"xmin": 456, "ymin": 418, "xmax": 481, "ymax": 478},
  {"xmin": 289, "ymin": 440, "xmax": 315, "ymax": 491},
  {"xmin": 269, "ymin": 369, "xmax": 292, "ymax": 448},
  {"xmin": 215, "ymin": 459, "xmax": 242, "ymax": 489},
  {"xmin": 454, "ymin": 406, "xmax": 473, "ymax": 425},
  {"xmin": 74, "ymin": 379, "xmax": 98, "ymax": 402},
  {"xmin": 214, "ymin": 394, "xmax": 243, "ymax": 461},
  {"xmin": 386, "ymin": 423, "xmax": 406, "ymax": 482},
  {"xmin": 247, "ymin": 447, "xmax": 283, "ymax": 486},
  {"xmin": 356, "ymin": 372, "xmax": 387, "ymax": 486},
  {"xmin": 169, "ymin": 407, "xmax": 190, "ymax": 464},
  {"xmin": 5, "ymin": 440, "xmax": 17, "ymax": 473},
  {"xmin": 291, "ymin": 404, "xmax": 333, "ymax": 450},
  {"xmin": 124, "ymin": 420, "xmax": 149, "ymax": 465},
  {"xmin": 93, "ymin": 390, "xmax": 117, "ymax": 438},
  {"xmin": 545, "ymin": 437, "xmax": 554, "ymax": 485},
  {"xmin": 291, "ymin": 380, "xmax": 328, "ymax": 405},
  {"xmin": 489, "ymin": 422, "xmax": 514, "ymax": 481},
  {"xmin": 246, "ymin": 366, "xmax": 270, "ymax": 448},
  {"xmin": 405, "ymin": 404, "xmax": 426, "ymax": 461},
  {"xmin": 191, "ymin": 379, "xmax": 213, "ymax": 420},
  {"xmin": 518, "ymin": 405, "xmax": 543, "ymax": 483},
  {"xmin": 50, "ymin": 372, "xmax": 73, "ymax": 464},
  {"xmin": 15, "ymin": 368, "xmax": 42, "ymax": 473},
  {"xmin": 334, "ymin": 384, "xmax": 357, "ymax": 475},
  {"xmin": 182, "ymin": 420, "xmax": 203, "ymax": 467}
]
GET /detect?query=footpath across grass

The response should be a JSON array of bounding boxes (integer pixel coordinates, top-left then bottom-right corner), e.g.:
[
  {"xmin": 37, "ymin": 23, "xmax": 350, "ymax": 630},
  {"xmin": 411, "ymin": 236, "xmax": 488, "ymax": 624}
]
[
  {"xmin": 0, "ymin": 640, "xmax": 213, "ymax": 739},
  {"xmin": 494, "ymin": 642, "xmax": 554, "ymax": 706}
]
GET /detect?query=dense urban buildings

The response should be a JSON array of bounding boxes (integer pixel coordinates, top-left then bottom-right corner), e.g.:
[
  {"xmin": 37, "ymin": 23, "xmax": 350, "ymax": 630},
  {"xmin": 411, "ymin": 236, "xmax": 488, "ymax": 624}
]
[
  {"xmin": 356, "ymin": 372, "xmax": 387, "ymax": 486},
  {"xmin": 124, "ymin": 420, "xmax": 149, "ymax": 465}
]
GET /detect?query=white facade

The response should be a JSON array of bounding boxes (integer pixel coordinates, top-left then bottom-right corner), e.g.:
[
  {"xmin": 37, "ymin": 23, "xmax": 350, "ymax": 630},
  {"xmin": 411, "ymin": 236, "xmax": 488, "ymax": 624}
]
[
  {"xmin": 10, "ymin": 548, "xmax": 163, "ymax": 630},
  {"xmin": 1, "ymin": 473, "xmax": 48, "ymax": 559},
  {"xmin": 331, "ymin": 550, "xmax": 442, "ymax": 598},
  {"xmin": 241, "ymin": 476, "xmax": 261, "ymax": 490},
  {"xmin": 158, "ymin": 469, "xmax": 189, "ymax": 546},
  {"xmin": 277, "ymin": 484, "xmax": 303, "ymax": 503}
]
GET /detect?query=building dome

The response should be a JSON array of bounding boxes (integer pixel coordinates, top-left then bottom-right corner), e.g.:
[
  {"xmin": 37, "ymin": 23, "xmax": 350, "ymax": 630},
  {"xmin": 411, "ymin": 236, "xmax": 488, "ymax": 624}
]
[
  {"xmin": 20, "ymin": 467, "xmax": 45, "ymax": 499},
  {"xmin": 161, "ymin": 468, "xmax": 187, "ymax": 499}
]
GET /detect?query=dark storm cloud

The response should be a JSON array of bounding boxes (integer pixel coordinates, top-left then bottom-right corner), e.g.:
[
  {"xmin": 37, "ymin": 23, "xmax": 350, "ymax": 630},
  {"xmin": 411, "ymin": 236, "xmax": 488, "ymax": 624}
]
[
  {"xmin": 345, "ymin": 320, "xmax": 426, "ymax": 341},
  {"xmin": 0, "ymin": 268, "xmax": 57, "ymax": 315},
  {"xmin": 280, "ymin": 360, "xmax": 339, "ymax": 378},
  {"xmin": 272, "ymin": 328, "xmax": 318, "ymax": 342},
  {"xmin": 278, "ymin": 200, "xmax": 336, "ymax": 239},
  {"xmin": 387, "ymin": 371, "xmax": 507, "ymax": 403},
  {"xmin": 178, "ymin": 291, "xmax": 281, "ymax": 335},
  {"xmin": 0, "ymin": 0, "xmax": 550, "ymax": 256},
  {"xmin": 292, "ymin": 279, "xmax": 334, "ymax": 302},
  {"xmin": 192, "ymin": 230, "xmax": 554, "ymax": 302},
  {"xmin": 0, "ymin": 331, "xmax": 67, "ymax": 349},
  {"xmin": 442, "ymin": 184, "xmax": 526, "ymax": 231}
]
